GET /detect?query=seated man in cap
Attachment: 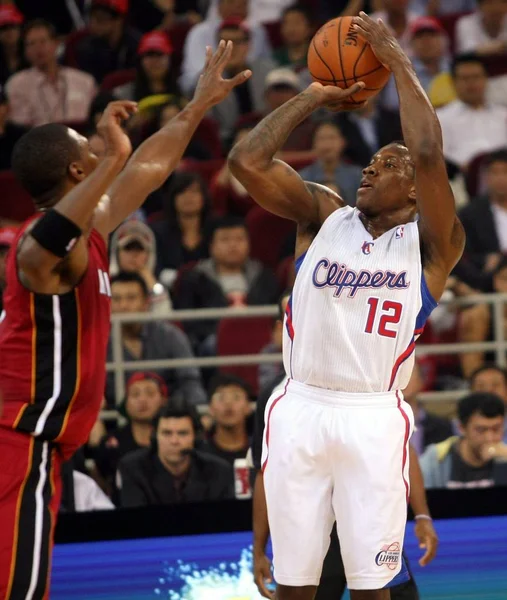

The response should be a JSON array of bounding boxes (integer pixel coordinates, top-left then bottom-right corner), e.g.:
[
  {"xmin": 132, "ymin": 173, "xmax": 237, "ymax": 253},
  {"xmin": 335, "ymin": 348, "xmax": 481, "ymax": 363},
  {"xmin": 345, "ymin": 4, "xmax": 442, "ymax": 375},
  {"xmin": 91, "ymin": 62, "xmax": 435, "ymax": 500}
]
[{"xmin": 72, "ymin": 0, "xmax": 141, "ymax": 83}]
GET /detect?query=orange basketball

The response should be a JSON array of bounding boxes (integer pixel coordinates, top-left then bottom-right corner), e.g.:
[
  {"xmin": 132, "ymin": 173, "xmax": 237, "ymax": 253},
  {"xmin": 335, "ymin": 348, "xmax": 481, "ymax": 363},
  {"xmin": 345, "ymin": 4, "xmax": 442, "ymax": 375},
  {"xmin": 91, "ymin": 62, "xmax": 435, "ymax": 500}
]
[{"xmin": 307, "ymin": 16, "xmax": 391, "ymax": 106}]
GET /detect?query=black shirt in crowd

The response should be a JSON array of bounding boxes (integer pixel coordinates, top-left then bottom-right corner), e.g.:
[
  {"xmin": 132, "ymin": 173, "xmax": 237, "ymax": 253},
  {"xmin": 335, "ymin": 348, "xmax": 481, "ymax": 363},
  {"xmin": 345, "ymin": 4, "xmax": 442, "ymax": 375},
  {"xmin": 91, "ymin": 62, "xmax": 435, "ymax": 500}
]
[
  {"xmin": 205, "ymin": 436, "xmax": 250, "ymax": 467},
  {"xmin": 94, "ymin": 424, "xmax": 143, "ymax": 482},
  {"xmin": 448, "ymin": 444, "xmax": 495, "ymax": 489},
  {"xmin": 118, "ymin": 448, "xmax": 234, "ymax": 507}
]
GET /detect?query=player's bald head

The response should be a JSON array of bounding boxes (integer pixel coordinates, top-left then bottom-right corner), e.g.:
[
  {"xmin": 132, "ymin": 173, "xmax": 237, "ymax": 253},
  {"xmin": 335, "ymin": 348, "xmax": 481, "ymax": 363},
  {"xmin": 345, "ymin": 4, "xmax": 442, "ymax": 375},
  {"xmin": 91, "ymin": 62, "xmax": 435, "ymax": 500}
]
[
  {"xmin": 12, "ymin": 124, "xmax": 84, "ymax": 208},
  {"xmin": 383, "ymin": 142, "xmax": 415, "ymax": 178}
]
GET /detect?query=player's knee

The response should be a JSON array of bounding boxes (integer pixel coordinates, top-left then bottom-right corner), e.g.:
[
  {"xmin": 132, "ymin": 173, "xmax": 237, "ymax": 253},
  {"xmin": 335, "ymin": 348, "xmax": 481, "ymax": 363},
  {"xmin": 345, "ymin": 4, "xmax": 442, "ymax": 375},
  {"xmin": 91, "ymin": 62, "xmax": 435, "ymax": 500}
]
[{"xmin": 276, "ymin": 584, "xmax": 318, "ymax": 600}]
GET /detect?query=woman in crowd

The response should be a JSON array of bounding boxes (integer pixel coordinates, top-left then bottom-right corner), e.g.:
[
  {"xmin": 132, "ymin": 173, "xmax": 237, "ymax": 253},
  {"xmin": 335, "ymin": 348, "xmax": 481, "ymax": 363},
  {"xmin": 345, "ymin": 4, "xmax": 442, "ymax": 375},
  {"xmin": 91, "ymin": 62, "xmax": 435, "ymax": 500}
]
[
  {"xmin": 0, "ymin": 5, "xmax": 25, "ymax": 85},
  {"xmin": 150, "ymin": 172, "xmax": 212, "ymax": 288},
  {"xmin": 114, "ymin": 30, "xmax": 180, "ymax": 101}
]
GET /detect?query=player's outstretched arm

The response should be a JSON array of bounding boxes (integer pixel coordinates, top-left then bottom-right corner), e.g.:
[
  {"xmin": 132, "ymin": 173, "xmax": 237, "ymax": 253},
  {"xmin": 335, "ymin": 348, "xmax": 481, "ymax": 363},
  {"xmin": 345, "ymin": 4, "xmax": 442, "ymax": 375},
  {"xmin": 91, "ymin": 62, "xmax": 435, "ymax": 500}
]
[
  {"xmin": 18, "ymin": 101, "xmax": 136, "ymax": 292},
  {"xmin": 228, "ymin": 82, "xmax": 365, "ymax": 228},
  {"xmin": 95, "ymin": 41, "xmax": 251, "ymax": 236},
  {"xmin": 353, "ymin": 13, "xmax": 465, "ymax": 298},
  {"xmin": 408, "ymin": 444, "xmax": 438, "ymax": 567}
]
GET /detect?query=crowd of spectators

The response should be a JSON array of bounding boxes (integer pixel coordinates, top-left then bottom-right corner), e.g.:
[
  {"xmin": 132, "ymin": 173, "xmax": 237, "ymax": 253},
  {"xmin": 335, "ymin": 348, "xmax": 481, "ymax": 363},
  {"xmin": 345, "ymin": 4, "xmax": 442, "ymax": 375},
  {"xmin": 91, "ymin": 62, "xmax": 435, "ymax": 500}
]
[{"xmin": 1, "ymin": 0, "xmax": 507, "ymax": 509}]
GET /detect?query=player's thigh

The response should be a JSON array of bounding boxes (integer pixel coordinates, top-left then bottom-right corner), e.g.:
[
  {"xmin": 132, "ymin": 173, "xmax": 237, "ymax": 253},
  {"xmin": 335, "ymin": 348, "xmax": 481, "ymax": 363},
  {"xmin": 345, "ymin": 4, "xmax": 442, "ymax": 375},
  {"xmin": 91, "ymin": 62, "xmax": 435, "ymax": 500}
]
[
  {"xmin": 332, "ymin": 402, "xmax": 414, "ymax": 590},
  {"xmin": 0, "ymin": 431, "xmax": 61, "ymax": 600},
  {"xmin": 263, "ymin": 394, "xmax": 335, "ymax": 586}
]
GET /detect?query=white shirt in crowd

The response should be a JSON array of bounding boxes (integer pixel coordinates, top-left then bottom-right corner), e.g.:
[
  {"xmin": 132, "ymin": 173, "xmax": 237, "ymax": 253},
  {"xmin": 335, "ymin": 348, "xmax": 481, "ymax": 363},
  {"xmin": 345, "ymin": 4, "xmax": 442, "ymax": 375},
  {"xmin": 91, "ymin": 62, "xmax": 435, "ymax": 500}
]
[
  {"xmin": 436, "ymin": 100, "xmax": 507, "ymax": 167},
  {"xmin": 456, "ymin": 12, "xmax": 507, "ymax": 53},
  {"xmin": 205, "ymin": 0, "xmax": 294, "ymax": 25},
  {"xmin": 73, "ymin": 471, "xmax": 114, "ymax": 512},
  {"xmin": 491, "ymin": 204, "xmax": 507, "ymax": 254},
  {"xmin": 179, "ymin": 20, "xmax": 271, "ymax": 96}
]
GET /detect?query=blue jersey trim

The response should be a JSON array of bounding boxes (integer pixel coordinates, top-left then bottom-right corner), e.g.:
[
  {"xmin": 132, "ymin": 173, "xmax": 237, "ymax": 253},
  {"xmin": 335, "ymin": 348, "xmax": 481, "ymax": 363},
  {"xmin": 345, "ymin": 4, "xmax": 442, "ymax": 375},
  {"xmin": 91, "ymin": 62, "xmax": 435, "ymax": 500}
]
[
  {"xmin": 294, "ymin": 251, "xmax": 307, "ymax": 276},
  {"xmin": 383, "ymin": 554, "xmax": 411, "ymax": 588},
  {"xmin": 415, "ymin": 272, "xmax": 438, "ymax": 332}
]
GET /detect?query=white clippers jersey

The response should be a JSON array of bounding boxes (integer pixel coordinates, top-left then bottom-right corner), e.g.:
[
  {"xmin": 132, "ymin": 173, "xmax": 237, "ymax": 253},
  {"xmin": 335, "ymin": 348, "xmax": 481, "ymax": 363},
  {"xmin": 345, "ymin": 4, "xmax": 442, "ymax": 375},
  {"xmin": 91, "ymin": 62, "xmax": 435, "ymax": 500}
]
[{"xmin": 283, "ymin": 206, "xmax": 437, "ymax": 393}]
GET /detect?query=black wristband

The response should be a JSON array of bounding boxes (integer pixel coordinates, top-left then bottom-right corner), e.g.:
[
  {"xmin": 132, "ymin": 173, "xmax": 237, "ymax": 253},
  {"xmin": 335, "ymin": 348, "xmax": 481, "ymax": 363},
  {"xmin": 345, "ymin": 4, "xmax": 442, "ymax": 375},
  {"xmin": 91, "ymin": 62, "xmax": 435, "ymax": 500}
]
[{"xmin": 30, "ymin": 210, "xmax": 83, "ymax": 258}]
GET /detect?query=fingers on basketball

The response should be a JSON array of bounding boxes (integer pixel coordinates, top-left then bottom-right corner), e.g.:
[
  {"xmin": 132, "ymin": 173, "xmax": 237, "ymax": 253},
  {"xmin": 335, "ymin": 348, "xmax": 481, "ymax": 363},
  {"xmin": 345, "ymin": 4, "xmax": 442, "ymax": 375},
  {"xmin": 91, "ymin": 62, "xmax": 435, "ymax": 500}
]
[{"xmin": 307, "ymin": 16, "xmax": 390, "ymax": 107}]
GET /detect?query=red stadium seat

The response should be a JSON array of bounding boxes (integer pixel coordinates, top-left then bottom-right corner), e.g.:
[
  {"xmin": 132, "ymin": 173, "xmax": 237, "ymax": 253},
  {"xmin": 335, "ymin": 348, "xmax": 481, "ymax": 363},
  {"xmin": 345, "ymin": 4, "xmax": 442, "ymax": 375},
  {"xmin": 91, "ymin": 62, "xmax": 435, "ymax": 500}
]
[
  {"xmin": 465, "ymin": 152, "xmax": 490, "ymax": 198},
  {"xmin": 217, "ymin": 316, "xmax": 274, "ymax": 395},
  {"xmin": 63, "ymin": 28, "xmax": 89, "ymax": 68},
  {"xmin": 0, "ymin": 171, "xmax": 34, "ymax": 223},
  {"xmin": 101, "ymin": 69, "xmax": 137, "ymax": 92},
  {"xmin": 246, "ymin": 206, "xmax": 296, "ymax": 269}
]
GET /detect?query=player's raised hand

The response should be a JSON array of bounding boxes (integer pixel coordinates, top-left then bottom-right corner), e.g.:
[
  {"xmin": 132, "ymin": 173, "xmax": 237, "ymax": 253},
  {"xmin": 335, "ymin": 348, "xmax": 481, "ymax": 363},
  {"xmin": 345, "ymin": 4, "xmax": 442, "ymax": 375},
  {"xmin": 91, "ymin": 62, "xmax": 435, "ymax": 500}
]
[
  {"xmin": 193, "ymin": 40, "xmax": 252, "ymax": 109},
  {"xmin": 96, "ymin": 100, "xmax": 138, "ymax": 160},
  {"xmin": 352, "ymin": 12, "xmax": 407, "ymax": 70},
  {"xmin": 415, "ymin": 518, "xmax": 438, "ymax": 567},
  {"xmin": 253, "ymin": 551, "xmax": 275, "ymax": 599},
  {"xmin": 307, "ymin": 81, "xmax": 367, "ymax": 112}
]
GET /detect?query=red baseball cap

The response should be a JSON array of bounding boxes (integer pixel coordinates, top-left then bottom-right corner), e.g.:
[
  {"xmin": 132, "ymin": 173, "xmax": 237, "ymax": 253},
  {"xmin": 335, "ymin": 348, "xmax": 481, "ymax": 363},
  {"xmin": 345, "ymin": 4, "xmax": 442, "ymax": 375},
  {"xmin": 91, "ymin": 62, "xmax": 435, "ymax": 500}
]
[
  {"xmin": 127, "ymin": 372, "xmax": 168, "ymax": 398},
  {"xmin": 410, "ymin": 16, "xmax": 445, "ymax": 38},
  {"xmin": 138, "ymin": 31, "xmax": 173, "ymax": 56},
  {"xmin": 91, "ymin": 0, "xmax": 129, "ymax": 16},
  {"xmin": 0, "ymin": 5, "xmax": 24, "ymax": 28},
  {"xmin": 0, "ymin": 227, "xmax": 18, "ymax": 249}
]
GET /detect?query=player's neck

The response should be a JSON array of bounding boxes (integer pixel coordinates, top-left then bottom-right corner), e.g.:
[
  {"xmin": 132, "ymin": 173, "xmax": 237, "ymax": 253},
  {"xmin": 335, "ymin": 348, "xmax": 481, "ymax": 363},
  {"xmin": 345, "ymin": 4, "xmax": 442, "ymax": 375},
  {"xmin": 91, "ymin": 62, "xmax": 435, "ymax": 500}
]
[
  {"xmin": 359, "ymin": 210, "xmax": 412, "ymax": 239},
  {"xmin": 131, "ymin": 421, "xmax": 153, "ymax": 447},
  {"xmin": 213, "ymin": 424, "xmax": 248, "ymax": 450}
]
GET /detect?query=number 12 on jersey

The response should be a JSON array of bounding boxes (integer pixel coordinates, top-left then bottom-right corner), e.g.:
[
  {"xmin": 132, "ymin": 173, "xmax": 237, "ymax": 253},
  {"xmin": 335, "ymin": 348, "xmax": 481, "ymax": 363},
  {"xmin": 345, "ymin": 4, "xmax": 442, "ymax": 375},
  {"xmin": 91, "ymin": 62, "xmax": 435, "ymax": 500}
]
[{"xmin": 364, "ymin": 298, "xmax": 402, "ymax": 339}]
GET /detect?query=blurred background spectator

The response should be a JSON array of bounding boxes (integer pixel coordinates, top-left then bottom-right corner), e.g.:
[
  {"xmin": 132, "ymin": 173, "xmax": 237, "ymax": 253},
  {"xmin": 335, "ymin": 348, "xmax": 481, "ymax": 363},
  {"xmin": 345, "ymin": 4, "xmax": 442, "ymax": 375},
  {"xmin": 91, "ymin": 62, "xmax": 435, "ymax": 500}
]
[
  {"xmin": 118, "ymin": 398, "xmax": 234, "ymax": 506},
  {"xmin": 455, "ymin": 0, "xmax": 507, "ymax": 55},
  {"xmin": 298, "ymin": 121, "xmax": 363, "ymax": 206},
  {"xmin": 273, "ymin": 3, "xmax": 313, "ymax": 70},
  {"xmin": 110, "ymin": 219, "xmax": 173, "ymax": 314},
  {"xmin": 420, "ymin": 392, "xmax": 507, "ymax": 488},
  {"xmin": 470, "ymin": 363, "xmax": 507, "ymax": 441},
  {"xmin": 179, "ymin": 0, "xmax": 271, "ymax": 96},
  {"xmin": 7, "ymin": 19, "xmax": 96, "ymax": 127},
  {"xmin": 206, "ymin": 0, "xmax": 295, "ymax": 25},
  {"xmin": 205, "ymin": 373, "xmax": 252, "ymax": 464},
  {"xmin": 258, "ymin": 290, "xmax": 289, "ymax": 393},
  {"xmin": 113, "ymin": 30, "xmax": 180, "ymax": 100},
  {"xmin": 0, "ymin": 226, "xmax": 17, "ymax": 313},
  {"xmin": 0, "ymin": 4, "xmax": 25, "ymax": 85},
  {"xmin": 150, "ymin": 172, "xmax": 212, "ymax": 286},
  {"xmin": 72, "ymin": 0, "xmax": 141, "ymax": 83},
  {"xmin": 106, "ymin": 271, "xmax": 206, "ymax": 406},
  {"xmin": 173, "ymin": 217, "xmax": 279, "ymax": 354},
  {"xmin": 0, "ymin": 85, "xmax": 26, "ymax": 169},
  {"xmin": 437, "ymin": 55, "xmax": 507, "ymax": 170},
  {"xmin": 370, "ymin": 0, "xmax": 419, "ymax": 53}
]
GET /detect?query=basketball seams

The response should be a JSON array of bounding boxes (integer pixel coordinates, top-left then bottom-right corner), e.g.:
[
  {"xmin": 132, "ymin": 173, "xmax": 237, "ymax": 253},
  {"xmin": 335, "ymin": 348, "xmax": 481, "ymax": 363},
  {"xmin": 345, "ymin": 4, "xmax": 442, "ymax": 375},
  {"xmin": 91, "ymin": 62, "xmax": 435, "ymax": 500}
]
[
  {"xmin": 311, "ymin": 64, "xmax": 385, "ymax": 84},
  {"xmin": 311, "ymin": 37, "xmax": 336, "ymax": 85},
  {"xmin": 352, "ymin": 42, "xmax": 368, "ymax": 84},
  {"xmin": 337, "ymin": 18, "xmax": 347, "ymax": 87}
]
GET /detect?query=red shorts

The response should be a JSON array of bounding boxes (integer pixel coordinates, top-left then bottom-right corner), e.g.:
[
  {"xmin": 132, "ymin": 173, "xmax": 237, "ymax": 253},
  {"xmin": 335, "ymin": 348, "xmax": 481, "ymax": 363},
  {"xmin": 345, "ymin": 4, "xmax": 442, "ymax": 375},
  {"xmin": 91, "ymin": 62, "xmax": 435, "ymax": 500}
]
[{"xmin": 0, "ymin": 428, "xmax": 63, "ymax": 600}]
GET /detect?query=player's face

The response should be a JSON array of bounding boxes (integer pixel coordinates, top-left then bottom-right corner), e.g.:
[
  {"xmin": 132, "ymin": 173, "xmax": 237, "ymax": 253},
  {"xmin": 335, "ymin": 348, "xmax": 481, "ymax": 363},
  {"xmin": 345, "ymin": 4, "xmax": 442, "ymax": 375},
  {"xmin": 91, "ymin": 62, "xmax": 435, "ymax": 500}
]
[
  {"xmin": 313, "ymin": 123, "xmax": 345, "ymax": 162},
  {"xmin": 210, "ymin": 384, "xmax": 250, "ymax": 427},
  {"xmin": 453, "ymin": 63, "xmax": 487, "ymax": 106},
  {"xmin": 485, "ymin": 160, "xmax": 507, "ymax": 198},
  {"xmin": 157, "ymin": 417, "xmax": 195, "ymax": 466},
  {"xmin": 461, "ymin": 413, "xmax": 505, "ymax": 462},
  {"xmin": 356, "ymin": 145, "xmax": 415, "ymax": 217},
  {"xmin": 471, "ymin": 370, "xmax": 507, "ymax": 404},
  {"xmin": 281, "ymin": 10, "xmax": 312, "ymax": 46},
  {"xmin": 210, "ymin": 226, "xmax": 249, "ymax": 269},
  {"xmin": 411, "ymin": 31, "xmax": 445, "ymax": 62},
  {"xmin": 24, "ymin": 26, "xmax": 57, "ymax": 69},
  {"xmin": 111, "ymin": 281, "xmax": 149, "ymax": 314},
  {"xmin": 126, "ymin": 380, "xmax": 164, "ymax": 423}
]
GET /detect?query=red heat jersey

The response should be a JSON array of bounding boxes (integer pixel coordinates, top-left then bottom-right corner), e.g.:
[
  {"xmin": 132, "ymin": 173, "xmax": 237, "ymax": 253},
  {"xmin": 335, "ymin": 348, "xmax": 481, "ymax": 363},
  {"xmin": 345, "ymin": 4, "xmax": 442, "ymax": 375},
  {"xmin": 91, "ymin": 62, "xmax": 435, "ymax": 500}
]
[{"xmin": 0, "ymin": 222, "xmax": 111, "ymax": 457}]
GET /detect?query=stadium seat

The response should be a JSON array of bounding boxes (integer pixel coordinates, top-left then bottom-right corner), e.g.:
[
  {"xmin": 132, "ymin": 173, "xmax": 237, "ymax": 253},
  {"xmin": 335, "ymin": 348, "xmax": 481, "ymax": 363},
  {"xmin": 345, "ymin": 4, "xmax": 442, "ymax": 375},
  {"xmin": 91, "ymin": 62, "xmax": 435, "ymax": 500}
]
[
  {"xmin": 101, "ymin": 69, "xmax": 137, "ymax": 92},
  {"xmin": 217, "ymin": 316, "xmax": 274, "ymax": 395},
  {"xmin": 0, "ymin": 171, "xmax": 34, "ymax": 223},
  {"xmin": 63, "ymin": 28, "xmax": 90, "ymax": 68},
  {"xmin": 246, "ymin": 206, "xmax": 296, "ymax": 269}
]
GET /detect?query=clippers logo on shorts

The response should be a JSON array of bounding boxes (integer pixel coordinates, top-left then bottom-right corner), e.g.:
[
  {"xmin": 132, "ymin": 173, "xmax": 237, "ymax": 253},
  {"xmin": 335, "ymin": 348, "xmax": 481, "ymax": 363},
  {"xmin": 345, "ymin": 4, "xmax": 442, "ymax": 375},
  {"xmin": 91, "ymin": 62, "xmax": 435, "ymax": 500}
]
[
  {"xmin": 375, "ymin": 542, "xmax": 401, "ymax": 570},
  {"xmin": 312, "ymin": 259, "xmax": 410, "ymax": 298},
  {"xmin": 362, "ymin": 241, "xmax": 374, "ymax": 255}
]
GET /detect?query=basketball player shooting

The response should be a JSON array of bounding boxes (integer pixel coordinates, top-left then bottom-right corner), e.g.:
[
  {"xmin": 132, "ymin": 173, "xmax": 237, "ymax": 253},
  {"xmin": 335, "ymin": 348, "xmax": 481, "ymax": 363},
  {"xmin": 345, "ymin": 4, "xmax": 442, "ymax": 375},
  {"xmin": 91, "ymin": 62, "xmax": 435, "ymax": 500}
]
[
  {"xmin": 229, "ymin": 12, "xmax": 465, "ymax": 600},
  {"xmin": 0, "ymin": 41, "xmax": 249, "ymax": 600}
]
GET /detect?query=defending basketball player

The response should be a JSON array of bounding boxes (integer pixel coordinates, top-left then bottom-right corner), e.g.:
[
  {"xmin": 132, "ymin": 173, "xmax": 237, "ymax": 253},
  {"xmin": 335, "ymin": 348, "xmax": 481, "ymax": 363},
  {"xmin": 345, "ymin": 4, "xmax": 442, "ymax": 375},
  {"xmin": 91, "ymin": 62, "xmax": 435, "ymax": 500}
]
[
  {"xmin": 0, "ymin": 41, "xmax": 249, "ymax": 600},
  {"xmin": 229, "ymin": 12, "xmax": 464, "ymax": 600}
]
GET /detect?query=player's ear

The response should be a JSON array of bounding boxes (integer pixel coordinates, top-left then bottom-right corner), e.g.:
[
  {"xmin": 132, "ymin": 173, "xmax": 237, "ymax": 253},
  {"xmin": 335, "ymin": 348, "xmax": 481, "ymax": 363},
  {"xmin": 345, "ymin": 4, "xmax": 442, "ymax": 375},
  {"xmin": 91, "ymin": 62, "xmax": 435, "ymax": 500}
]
[
  {"xmin": 68, "ymin": 161, "xmax": 87, "ymax": 183},
  {"xmin": 408, "ymin": 184, "xmax": 417, "ymax": 204}
]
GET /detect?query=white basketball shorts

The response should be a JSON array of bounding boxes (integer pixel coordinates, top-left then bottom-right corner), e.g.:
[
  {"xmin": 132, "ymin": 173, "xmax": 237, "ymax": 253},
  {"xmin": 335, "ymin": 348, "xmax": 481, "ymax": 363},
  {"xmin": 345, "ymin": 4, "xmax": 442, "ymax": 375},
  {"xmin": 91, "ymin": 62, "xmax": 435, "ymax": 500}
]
[{"xmin": 261, "ymin": 378, "xmax": 414, "ymax": 590}]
